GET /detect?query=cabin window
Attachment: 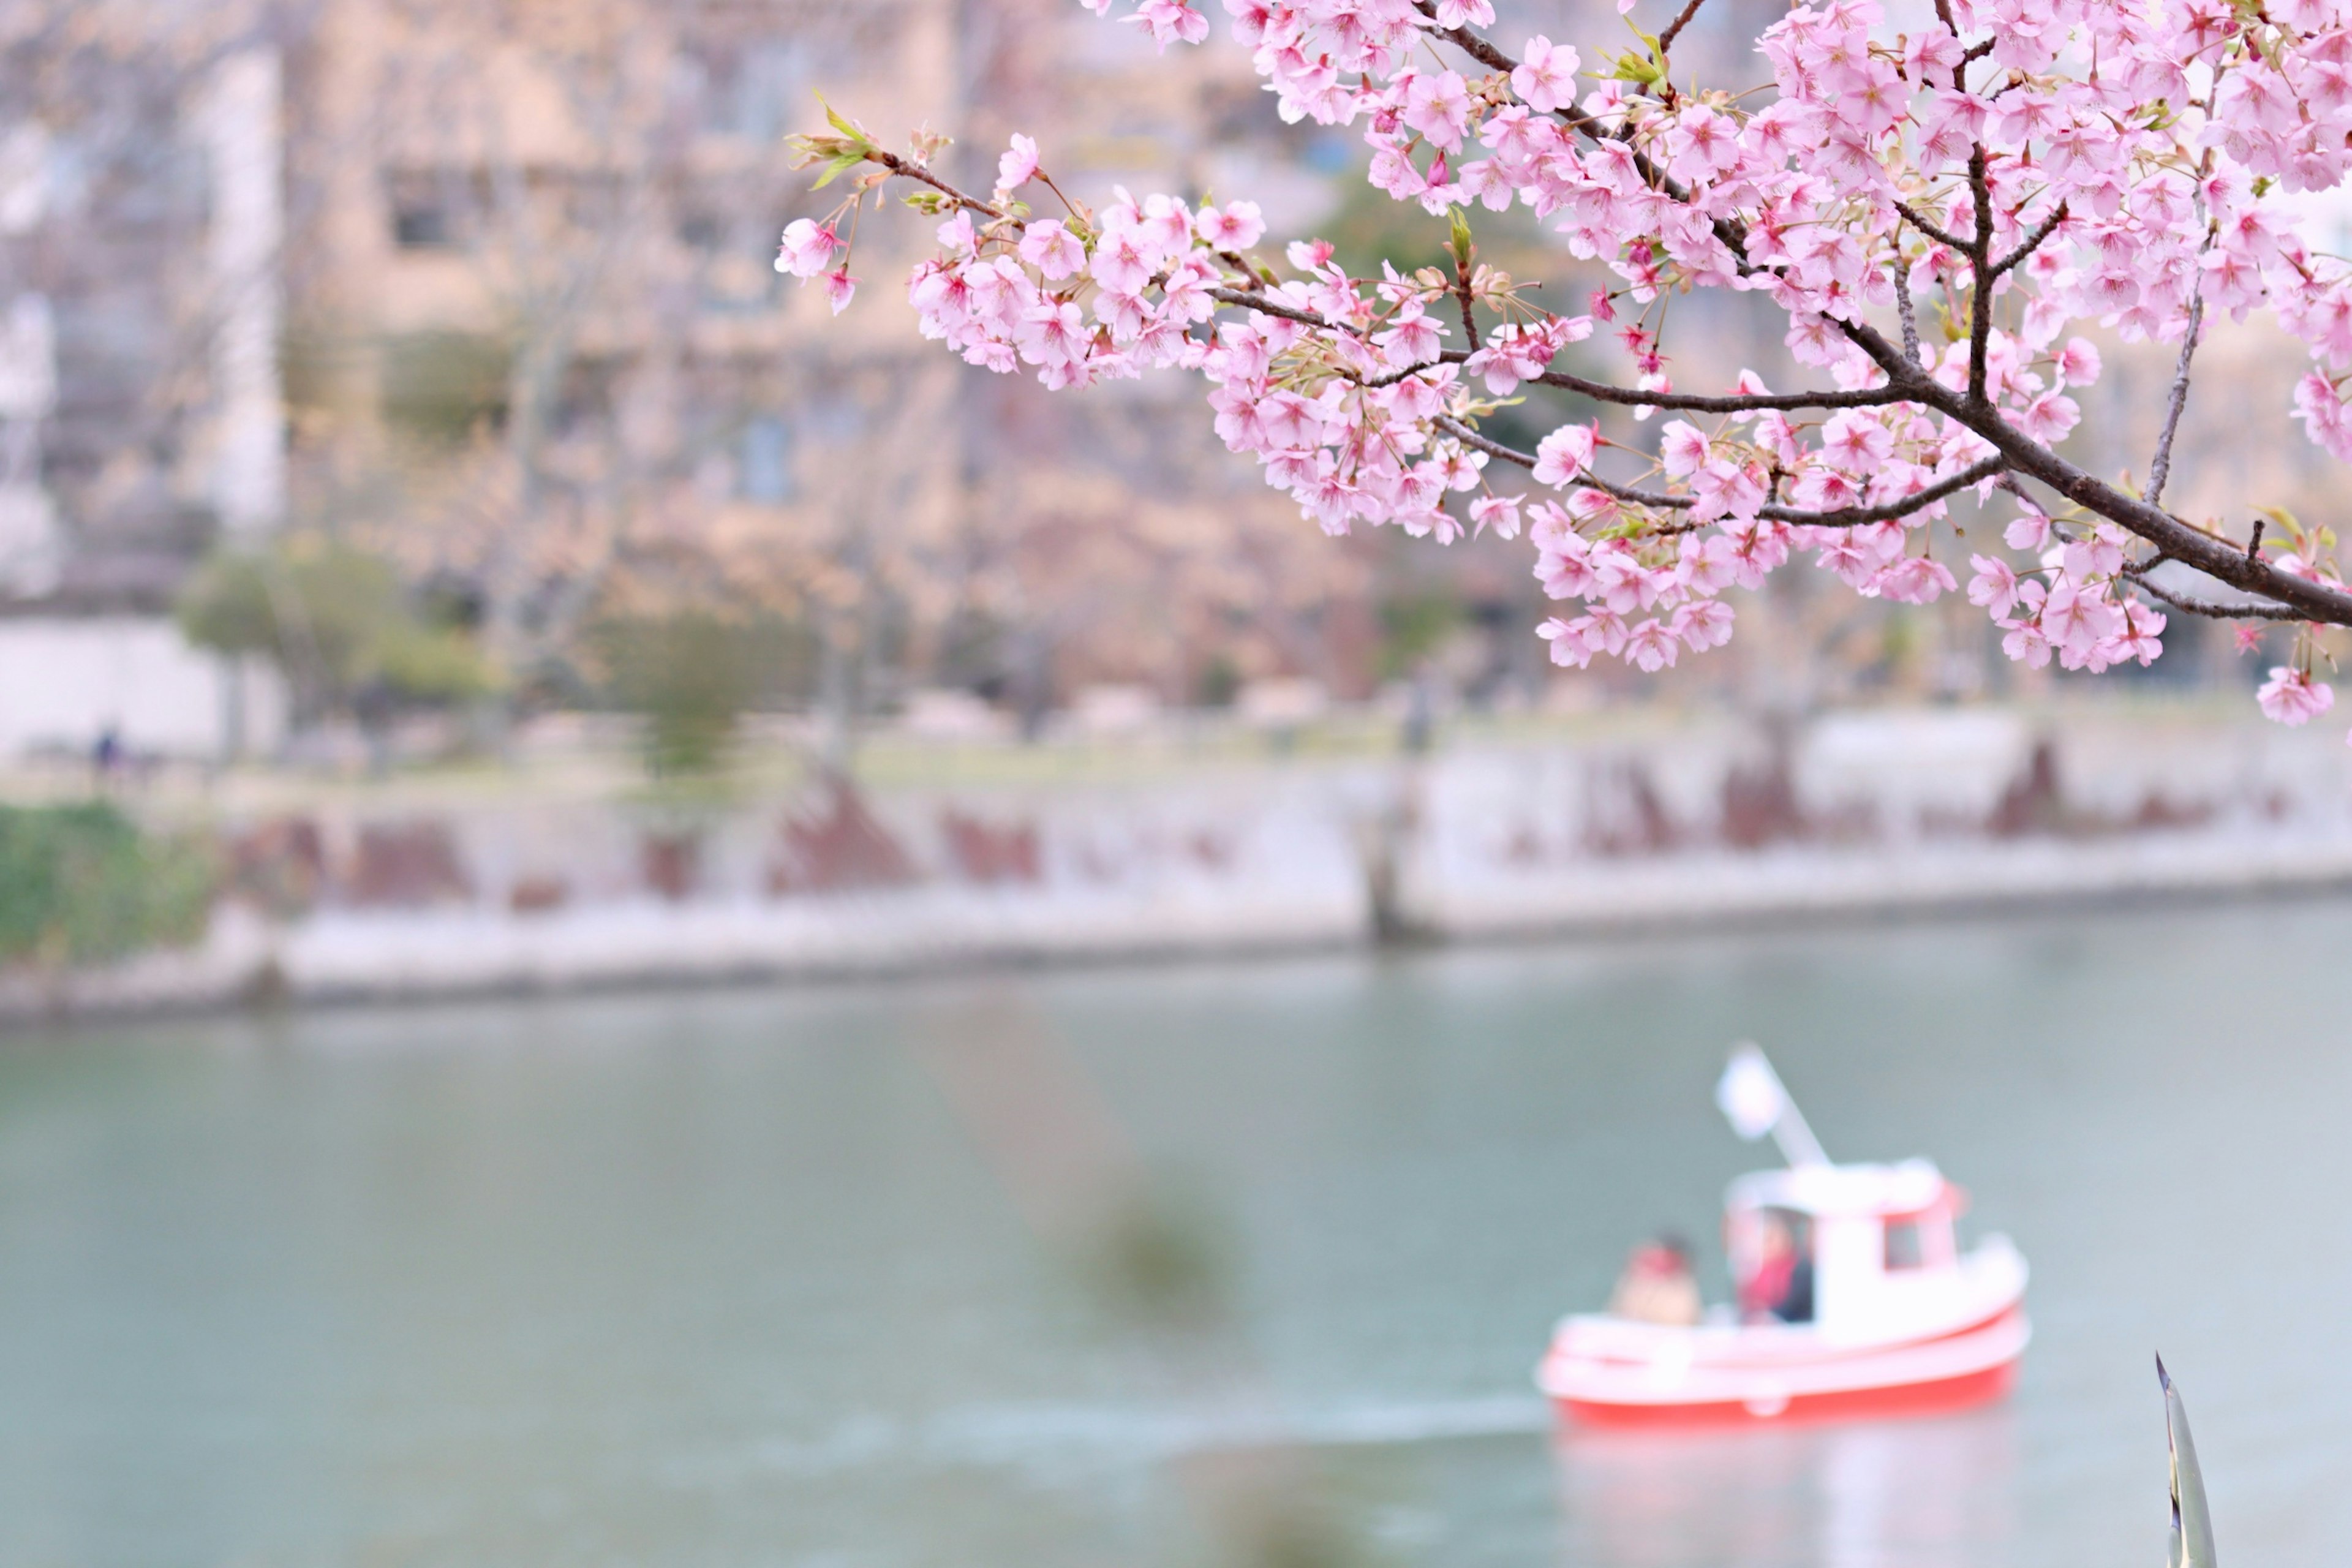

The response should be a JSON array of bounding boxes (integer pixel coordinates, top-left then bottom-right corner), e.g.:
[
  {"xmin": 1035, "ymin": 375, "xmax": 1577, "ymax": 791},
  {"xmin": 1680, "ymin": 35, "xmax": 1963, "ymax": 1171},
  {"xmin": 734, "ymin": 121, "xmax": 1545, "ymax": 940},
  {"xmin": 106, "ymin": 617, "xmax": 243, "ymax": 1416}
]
[{"xmin": 1884, "ymin": 1218, "xmax": 1924, "ymax": 1270}]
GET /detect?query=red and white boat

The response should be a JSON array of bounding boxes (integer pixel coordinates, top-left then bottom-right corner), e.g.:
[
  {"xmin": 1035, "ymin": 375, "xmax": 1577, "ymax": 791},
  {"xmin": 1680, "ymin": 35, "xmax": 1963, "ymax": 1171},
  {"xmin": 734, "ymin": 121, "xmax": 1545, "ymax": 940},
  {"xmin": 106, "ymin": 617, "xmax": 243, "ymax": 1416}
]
[{"xmin": 1537, "ymin": 1044, "xmax": 2029, "ymax": 1428}]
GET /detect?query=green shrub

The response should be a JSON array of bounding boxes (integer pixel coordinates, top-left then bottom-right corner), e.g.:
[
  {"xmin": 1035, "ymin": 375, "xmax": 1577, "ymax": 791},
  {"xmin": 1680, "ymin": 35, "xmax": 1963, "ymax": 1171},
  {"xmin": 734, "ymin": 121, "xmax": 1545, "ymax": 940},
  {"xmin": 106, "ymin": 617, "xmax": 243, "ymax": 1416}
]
[
  {"xmin": 596, "ymin": 612, "xmax": 761, "ymax": 777},
  {"xmin": 176, "ymin": 535, "xmax": 491, "ymax": 715},
  {"xmin": 0, "ymin": 803, "xmax": 214, "ymax": 967}
]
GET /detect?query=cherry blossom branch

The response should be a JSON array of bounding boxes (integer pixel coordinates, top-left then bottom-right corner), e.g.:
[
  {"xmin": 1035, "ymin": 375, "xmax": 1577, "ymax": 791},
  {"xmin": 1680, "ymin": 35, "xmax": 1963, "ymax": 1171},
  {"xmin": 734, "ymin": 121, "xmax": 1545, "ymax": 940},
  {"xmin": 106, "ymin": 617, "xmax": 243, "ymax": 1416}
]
[
  {"xmin": 1690, "ymin": 455, "xmax": 2009, "ymax": 532},
  {"xmin": 1410, "ymin": 3, "xmax": 1758, "ymax": 268},
  {"xmin": 1436, "ymin": 414, "xmax": 2006, "ymax": 530},
  {"xmin": 784, "ymin": 2, "xmax": 2352, "ymax": 718},
  {"xmin": 1964, "ymin": 146, "xmax": 1995, "ymax": 407},
  {"xmin": 1527, "ymin": 366, "xmax": 1909, "ymax": 413},
  {"xmin": 1912, "ymin": 380, "xmax": 2352, "ymax": 626},
  {"xmin": 1196, "ymin": 287, "xmax": 1909, "ymax": 413}
]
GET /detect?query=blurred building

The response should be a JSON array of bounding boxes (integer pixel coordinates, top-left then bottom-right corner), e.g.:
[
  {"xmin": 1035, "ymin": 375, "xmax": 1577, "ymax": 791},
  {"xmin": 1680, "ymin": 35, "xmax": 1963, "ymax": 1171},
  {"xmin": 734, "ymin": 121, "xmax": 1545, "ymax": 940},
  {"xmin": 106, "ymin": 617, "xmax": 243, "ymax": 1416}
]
[
  {"xmin": 0, "ymin": 8, "xmax": 290, "ymax": 757},
  {"xmin": 0, "ymin": 0, "xmax": 1411, "ymax": 766}
]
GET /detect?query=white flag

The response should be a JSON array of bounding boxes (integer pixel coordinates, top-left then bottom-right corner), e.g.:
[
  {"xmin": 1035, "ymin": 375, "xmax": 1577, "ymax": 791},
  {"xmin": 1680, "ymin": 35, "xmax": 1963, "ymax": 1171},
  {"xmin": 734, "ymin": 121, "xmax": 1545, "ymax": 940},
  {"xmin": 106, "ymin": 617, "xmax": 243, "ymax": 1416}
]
[{"xmin": 1717, "ymin": 1041, "xmax": 1787, "ymax": 1142}]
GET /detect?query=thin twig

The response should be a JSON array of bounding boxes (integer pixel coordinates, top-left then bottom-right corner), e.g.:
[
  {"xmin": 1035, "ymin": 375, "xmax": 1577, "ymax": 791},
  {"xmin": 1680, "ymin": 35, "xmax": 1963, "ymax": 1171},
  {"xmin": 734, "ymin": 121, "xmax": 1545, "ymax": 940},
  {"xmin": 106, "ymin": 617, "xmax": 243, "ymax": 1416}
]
[
  {"xmin": 1530, "ymin": 367, "xmax": 1909, "ymax": 413},
  {"xmin": 1436, "ymin": 415, "xmax": 2006, "ymax": 530},
  {"xmin": 1409, "ymin": 2, "xmax": 1759, "ymax": 271},
  {"xmin": 875, "ymin": 150, "xmax": 1003, "ymax": 219},
  {"xmin": 1891, "ymin": 199, "xmax": 1969, "ymax": 252},
  {"xmin": 1207, "ymin": 291, "xmax": 1913, "ymax": 412},
  {"xmin": 1206, "ymin": 285, "xmax": 1362, "ymax": 336},
  {"xmin": 1656, "ymin": 0, "xmax": 1710, "ymax": 58},
  {"xmin": 1452, "ymin": 264, "xmax": 1482, "ymax": 355},
  {"xmin": 1964, "ymin": 145, "xmax": 1994, "ymax": 407},
  {"xmin": 1989, "ymin": 200, "xmax": 2068, "ymax": 279},
  {"xmin": 2147, "ymin": 209, "xmax": 2218, "ymax": 510},
  {"xmin": 2123, "ymin": 567, "xmax": 2308, "ymax": 622},
  {"xmin": 2145, "ymin": 296, "xmax": 2203, "ymax": 510},
  {"xmin": 1890, "ymin": 254, "xmax": 1923, "ymax": 368}
]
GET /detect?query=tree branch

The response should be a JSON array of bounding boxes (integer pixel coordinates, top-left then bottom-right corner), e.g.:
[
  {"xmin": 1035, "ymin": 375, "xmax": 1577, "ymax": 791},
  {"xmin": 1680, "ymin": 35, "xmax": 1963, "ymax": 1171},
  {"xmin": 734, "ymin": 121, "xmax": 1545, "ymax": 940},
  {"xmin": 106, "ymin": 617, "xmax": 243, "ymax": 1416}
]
[
  {"xmin": 2147, "ymin": 216, "xmax": 2218, "ymax": 510},
  {"xmin": 1670, "ymin": 455, "xmax": 2009, "ymax": 532},
  {"xmin": 1900, "ymin": 375, "xmax": 2352, "ymax": 627}
]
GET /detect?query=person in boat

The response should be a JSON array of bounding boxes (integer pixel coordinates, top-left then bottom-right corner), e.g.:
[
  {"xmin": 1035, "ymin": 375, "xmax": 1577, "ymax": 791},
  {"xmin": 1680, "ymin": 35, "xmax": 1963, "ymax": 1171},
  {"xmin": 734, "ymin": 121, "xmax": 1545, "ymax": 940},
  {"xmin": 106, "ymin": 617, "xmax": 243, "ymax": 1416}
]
[
  {"xmin": 1738, "ymin": 1211, "xmax": 1815, "ymax": 1324},
  {"xmin": 1608, "ymin": 1232, "xmax": 1703, "ymax": 1325}
]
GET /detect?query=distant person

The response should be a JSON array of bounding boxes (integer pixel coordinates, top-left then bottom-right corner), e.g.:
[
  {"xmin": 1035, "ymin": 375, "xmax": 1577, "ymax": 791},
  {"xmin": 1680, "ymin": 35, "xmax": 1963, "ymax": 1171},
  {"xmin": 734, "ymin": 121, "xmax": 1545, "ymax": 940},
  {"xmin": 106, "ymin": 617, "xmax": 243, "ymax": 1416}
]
[
  {"xmin": 1609, "ymin": 1232, "xmax": 1703, "ymax": 1325},
  {"xmin": 91, "ymin": 725, "xmax": 123, "ymax": 785},
  {"xmin": 1738, "ymin": 1213, "xmax": 1815, "ymax": 1325}
]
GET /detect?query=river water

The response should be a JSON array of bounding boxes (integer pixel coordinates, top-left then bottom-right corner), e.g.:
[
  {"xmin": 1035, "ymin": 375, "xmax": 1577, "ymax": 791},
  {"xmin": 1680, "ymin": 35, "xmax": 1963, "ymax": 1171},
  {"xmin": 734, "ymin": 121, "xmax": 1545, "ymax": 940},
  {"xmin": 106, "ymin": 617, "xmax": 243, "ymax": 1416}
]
[{"xmin": 3, "ymin": 901, "xmax": 2350, "ymax": 1568}]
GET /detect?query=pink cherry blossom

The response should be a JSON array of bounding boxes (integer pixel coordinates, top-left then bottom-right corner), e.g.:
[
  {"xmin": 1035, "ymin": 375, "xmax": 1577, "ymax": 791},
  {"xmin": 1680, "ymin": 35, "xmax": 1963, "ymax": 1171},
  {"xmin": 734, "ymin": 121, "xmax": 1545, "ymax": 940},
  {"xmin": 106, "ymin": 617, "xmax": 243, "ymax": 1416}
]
[
  {"xmin": 1471, "ymin": 494, "xmax": 1522, "ymax": 540},
  {"xmin": 1537, "ymin": 616, "xmax": 1595, "ymax": 668},
  {"xmin": 997, "ymin": 134, "xmax": 1040, "ymax": 194},
  {"xmin": 1872, "ymin": 557, "xmax": 1959, "ymax": 605},
  {"xmin": 1198, "ymin": 202, "xmax": 1265, "ymax": 249},
  {"xmin": 1511, "ymin": 37, "xmax": 1578, "ymax": 115},
  {"xmin": 1624, "ymin": 617, "xmax": 1679, "ymax": 671},
  {"xmin": 2258, "ymin": 667, "xmax": 2337, "ymax": 726},
  {"xmin": 1657, "ymin": 421, "xmax": 1709, "ymax": 478},
  {"xmin": 774, "ymin": 219, "xmax": 838, "ymax": 279},
  {"xmin": 1019, "ymin": 221, "xmax": 1088, "ymax": 280},
  {"xmin": 1967, "ymin": 555, "xmax": 2021, "ymax": 617},
  {"xmin": 1532, "ymin": 423, "xmax": 1597, "ymax": 487}
]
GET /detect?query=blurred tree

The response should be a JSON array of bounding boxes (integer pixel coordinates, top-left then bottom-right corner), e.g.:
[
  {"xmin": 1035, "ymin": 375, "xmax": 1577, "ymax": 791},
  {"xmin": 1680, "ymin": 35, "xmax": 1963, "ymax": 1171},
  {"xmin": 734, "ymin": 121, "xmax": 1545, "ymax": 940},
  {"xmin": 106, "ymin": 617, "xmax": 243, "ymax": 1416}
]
[{"xmin": 176, "ymin": 534, "xmax": 488, "ymax": 724}]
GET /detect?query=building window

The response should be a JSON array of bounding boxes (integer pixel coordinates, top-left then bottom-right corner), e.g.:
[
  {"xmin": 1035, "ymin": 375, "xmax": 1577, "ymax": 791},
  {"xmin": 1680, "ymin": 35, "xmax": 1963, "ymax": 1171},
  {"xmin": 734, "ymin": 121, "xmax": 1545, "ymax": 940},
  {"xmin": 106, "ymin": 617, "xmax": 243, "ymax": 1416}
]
[
  {"xmin": 684, "ymin": 39, "xmax": 808, "ymax": 142},
  {"xmin": 739, "ymin": 415, "xmax": 793, "ymax": 503},
  {"xmin": 393, "ymin": 203, "xmax": 451, "ymax": 248}
]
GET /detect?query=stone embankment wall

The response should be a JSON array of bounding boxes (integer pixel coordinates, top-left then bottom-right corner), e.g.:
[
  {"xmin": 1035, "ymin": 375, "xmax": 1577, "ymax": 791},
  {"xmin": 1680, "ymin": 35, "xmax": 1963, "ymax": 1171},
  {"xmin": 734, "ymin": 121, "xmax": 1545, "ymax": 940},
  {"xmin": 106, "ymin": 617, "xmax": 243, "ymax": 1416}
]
[{"xmin": 8, "ymin": 705, "xmax": 2351, "ymax": 1019}]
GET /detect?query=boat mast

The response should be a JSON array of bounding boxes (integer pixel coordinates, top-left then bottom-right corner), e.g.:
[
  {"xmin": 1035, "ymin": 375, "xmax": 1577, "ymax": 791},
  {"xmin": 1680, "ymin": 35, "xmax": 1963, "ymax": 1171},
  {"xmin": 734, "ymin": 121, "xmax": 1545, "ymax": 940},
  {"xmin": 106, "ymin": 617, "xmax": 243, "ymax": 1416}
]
[{"xmin": 1716, "ymin": 1042, "xmax": 1830, "ymax": 1168}]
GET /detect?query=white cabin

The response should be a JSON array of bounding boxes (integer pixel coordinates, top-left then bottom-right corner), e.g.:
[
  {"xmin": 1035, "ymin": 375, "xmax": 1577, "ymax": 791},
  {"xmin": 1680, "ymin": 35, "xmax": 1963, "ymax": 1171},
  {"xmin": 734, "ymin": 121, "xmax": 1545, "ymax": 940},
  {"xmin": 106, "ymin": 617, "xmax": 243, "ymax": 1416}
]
[{"xmin": 1725, "ymin": 1158, "xmax": 2024, "ymax": 1348}]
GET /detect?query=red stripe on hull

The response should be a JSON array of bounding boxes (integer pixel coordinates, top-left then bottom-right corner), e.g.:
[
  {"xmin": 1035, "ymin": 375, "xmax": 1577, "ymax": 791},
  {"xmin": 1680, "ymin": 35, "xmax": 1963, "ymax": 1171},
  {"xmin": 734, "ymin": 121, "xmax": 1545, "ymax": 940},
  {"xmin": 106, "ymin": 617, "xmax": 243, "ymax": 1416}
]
[{"xmin": 1553, "ymin": 1355, "xmax": 2019, "ymax": 1430}]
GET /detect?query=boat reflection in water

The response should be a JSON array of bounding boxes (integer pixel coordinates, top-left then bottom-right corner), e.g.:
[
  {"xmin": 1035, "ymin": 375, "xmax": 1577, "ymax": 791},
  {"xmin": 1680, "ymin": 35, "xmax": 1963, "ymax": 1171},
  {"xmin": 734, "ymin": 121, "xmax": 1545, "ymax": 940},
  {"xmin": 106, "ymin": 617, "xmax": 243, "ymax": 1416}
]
[{"xmin": 1551, "ymin": 1406, "xmax": 2019, "ymax": 1568}]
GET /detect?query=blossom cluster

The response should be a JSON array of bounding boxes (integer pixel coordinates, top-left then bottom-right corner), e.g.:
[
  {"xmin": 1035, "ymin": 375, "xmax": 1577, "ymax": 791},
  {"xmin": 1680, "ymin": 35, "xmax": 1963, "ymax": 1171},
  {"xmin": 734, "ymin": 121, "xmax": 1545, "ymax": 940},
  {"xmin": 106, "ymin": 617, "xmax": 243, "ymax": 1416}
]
[{"xmin": 786, "ymin": 0, "xmax": 2352, "ymax": 741}]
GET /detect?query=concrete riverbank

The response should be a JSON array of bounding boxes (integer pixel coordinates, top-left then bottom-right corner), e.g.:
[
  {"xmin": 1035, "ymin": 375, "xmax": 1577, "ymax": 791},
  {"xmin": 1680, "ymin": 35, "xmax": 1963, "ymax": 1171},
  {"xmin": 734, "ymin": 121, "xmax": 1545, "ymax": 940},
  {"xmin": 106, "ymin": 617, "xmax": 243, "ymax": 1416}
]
[{"xmin": 8, "ymin": 701, "xmax": 2350, "ymax": 1021}]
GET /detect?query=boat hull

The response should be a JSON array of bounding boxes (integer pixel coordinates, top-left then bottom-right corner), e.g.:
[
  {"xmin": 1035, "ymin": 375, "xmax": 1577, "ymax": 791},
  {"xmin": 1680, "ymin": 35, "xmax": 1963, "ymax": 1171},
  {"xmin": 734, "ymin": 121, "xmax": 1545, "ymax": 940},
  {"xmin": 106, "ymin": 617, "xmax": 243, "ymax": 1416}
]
[{"xmin": 1541, "ymin": 1307, "xmax": 2029, "ymax": 1429}]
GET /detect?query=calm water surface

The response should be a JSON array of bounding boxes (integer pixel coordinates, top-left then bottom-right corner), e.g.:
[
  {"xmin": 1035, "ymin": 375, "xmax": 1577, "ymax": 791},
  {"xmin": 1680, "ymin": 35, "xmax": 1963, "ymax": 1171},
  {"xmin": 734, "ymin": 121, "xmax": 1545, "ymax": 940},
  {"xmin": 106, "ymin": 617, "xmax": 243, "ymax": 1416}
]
[{"xmin": 3, "ymin": 902, "xmax": 2351, "ymax": 1568}]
